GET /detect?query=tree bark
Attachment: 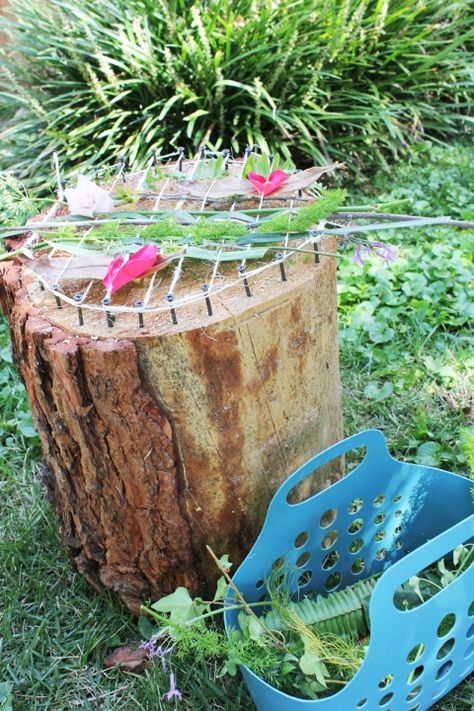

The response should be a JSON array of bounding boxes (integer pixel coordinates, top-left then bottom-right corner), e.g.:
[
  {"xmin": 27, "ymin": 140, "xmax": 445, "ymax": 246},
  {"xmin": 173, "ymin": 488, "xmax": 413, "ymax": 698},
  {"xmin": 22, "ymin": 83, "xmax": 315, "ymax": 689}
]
[{"xmin": 0, "ymin": 241, "xmax": 343, "ymax": 613}]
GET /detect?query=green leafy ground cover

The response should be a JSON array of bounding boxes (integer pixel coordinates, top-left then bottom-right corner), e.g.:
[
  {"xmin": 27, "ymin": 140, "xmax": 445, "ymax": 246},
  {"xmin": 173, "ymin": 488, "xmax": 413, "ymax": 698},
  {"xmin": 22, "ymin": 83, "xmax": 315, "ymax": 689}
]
[{"xmin": 0, "ymin": 142, "xmax": 473, "ymax": 708}]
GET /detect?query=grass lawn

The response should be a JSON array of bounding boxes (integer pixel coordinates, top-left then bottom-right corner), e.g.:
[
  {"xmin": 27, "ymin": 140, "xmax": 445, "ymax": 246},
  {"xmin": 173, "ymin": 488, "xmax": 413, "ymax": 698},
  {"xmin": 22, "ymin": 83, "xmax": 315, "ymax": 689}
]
[{"xmin": 1, "ymin": 142, "xmax": 473, "ymax": 710}]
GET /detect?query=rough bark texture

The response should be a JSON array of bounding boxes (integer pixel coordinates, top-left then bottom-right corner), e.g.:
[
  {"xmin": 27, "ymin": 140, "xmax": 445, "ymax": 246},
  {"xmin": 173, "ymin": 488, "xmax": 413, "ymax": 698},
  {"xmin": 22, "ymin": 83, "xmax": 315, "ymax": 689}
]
[{"xmin": 0, "ymin": 248, "xmax": 343, "ymax": 613}]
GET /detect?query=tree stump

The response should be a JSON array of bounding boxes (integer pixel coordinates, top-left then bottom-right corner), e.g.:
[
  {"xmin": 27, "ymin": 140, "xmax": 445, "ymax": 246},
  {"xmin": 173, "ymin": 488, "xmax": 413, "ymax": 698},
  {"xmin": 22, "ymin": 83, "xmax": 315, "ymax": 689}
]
[{"xmin": 0, "ymin": 169, "xmax": 344, "ymax": 612}]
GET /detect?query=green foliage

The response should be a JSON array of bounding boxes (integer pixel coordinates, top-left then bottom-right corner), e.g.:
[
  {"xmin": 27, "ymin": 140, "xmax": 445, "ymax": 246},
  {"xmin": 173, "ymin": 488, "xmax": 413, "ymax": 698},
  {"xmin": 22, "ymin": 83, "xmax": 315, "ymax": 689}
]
[
  {"xmin": 191, "ymin": 219, "xmax": 247, "ymax": 242},
  {"xmin": 395, "ymin": 544, "xmax": 474, "ymax": 610},
  {"xmin": 462, "ymin": 429, "xmax": 474, "ymax": 476},
  {"xmin": 0, "ymin": 0, "xmax": 473, "ymax": 189},
  {"xmin": 369, "ymin": 142, "xmax": 474, "ymax": 220},
  {"xmin": 339, "ymin": 140, "xmax": 474, "ymax": 470},
  {"xmin": 461, "ymin": 429, "xmax": 474, "ymax": 503},
  {"xmin": 141, "ymin": 541, "xmax": 474, "ymax": 700},
  {"xmin": 143, "ymin": 567, "xmax": 369, "ymax": 701},
  {"xmin": 259, "ymin": 189, "xmax": 347, "ymax": 233},
  {"xmin": 0, "ymin": 321, "xmax": 40, "ymax": 448},
  {"xmin": 0, "ymin": 173, "xmax": 38, "ymax": 227},
  {"xmin": 242, "ymin": 153, "xmax": 295, "ymax": 178},
  {"xmin": 263, "ymin": 577, "xmax": 377, "ymax": 639}
]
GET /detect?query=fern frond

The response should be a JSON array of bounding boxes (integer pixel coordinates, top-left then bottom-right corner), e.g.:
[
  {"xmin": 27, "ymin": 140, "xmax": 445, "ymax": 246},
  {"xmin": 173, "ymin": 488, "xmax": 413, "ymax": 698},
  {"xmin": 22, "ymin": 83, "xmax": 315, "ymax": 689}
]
[
  {"xmin": 262, "ymin": 576, "xmax": 378, "ymax": 640},
  {"xmin": 258, "ymin": 189, "xmax": 346, "ymax": 234}
]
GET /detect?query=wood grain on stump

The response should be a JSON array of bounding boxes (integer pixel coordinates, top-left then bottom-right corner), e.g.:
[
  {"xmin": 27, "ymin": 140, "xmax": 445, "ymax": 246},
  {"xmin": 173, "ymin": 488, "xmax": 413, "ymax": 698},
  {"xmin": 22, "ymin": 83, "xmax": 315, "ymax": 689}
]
[{"xmin": 0, "ymin": 233, "xmax": 343, "ymax": 612}]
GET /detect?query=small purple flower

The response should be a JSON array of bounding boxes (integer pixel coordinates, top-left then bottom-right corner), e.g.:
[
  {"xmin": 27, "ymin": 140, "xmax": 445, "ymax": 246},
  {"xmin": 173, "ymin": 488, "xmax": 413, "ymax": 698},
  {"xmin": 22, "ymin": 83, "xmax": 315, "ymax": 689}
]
[
  {"xmin": 164, "ymin": 672, "xmax": 182, "ymax": 702},
  {"xmin": 139, "ymin": 638, "xmax": 168, "ymax": 671},
  {"xmin": 374, "ymin": 242, "xmax": 398, "ymax": 265},
  {"xmin": 352, "ymin": 241, "xmax": 398, "ymax": 266},
  {"xmin": 352, "ymin": 242, "xmax": 369, "ymax": 266}
]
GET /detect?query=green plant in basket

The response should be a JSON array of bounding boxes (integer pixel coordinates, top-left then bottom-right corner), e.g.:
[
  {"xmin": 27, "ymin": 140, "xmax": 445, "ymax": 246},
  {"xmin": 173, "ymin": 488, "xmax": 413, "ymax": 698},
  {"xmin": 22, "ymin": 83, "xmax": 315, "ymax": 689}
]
[{"xmin": 138, "ymin": 539, "xmax": 474, "ymax": 703}]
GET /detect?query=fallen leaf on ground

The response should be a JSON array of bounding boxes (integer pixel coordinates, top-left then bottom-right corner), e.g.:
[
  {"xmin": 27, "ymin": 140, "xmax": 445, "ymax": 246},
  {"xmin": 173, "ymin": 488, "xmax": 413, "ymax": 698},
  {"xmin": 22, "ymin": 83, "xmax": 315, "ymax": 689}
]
[{"xmin": 103, "ymin": 645, "xmax": 149, "ymax": 672}]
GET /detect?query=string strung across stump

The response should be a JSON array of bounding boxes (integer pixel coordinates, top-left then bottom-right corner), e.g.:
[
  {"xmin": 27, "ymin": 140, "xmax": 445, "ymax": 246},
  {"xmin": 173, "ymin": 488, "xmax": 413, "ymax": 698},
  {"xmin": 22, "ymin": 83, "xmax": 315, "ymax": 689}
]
[{"xmin": 1, "ymin": 143, "xmax": 471, "ymax": 611}]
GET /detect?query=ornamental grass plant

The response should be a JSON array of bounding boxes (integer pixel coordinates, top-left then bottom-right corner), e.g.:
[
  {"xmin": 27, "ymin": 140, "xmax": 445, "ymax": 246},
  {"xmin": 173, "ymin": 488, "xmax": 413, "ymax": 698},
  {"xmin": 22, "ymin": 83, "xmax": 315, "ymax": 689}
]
[{"xmin": 0, "ymin": 0, "xmax": 473, "ymax": 190}]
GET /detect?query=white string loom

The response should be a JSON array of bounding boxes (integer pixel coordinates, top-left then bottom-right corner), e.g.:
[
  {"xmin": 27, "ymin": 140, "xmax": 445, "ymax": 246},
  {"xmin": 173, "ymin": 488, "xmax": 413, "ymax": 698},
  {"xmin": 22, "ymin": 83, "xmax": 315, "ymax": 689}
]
[{"xmin": 23, "ymin": 148, "xmax": 333, "ymax": 325}]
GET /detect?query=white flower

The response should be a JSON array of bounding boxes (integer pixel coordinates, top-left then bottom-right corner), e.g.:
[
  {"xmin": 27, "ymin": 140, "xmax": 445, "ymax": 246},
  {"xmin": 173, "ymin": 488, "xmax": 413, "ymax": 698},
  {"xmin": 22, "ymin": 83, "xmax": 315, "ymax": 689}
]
[{"xmin": 64, "ymin": 175, "xmax": 114, "ymax": 217}]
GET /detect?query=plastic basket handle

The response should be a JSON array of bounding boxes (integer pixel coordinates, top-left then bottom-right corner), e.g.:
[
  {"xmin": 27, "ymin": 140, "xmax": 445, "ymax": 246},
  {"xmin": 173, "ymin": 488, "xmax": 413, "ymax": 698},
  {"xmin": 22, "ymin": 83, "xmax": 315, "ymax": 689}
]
[
  {"xmin": 267, "ymin": 429, "xmax": 389, "ymax": 514},
  {"xmin": 370, "ymin": 513, "xmax": 474, "ymax": 624}
]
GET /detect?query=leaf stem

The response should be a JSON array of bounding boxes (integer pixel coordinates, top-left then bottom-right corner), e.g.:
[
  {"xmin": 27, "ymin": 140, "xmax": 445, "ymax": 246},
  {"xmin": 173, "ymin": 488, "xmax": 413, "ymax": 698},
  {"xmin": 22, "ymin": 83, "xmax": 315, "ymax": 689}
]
[{"xmin": 206, "ymin": 545, "xmax": 287, "ymax": 650}]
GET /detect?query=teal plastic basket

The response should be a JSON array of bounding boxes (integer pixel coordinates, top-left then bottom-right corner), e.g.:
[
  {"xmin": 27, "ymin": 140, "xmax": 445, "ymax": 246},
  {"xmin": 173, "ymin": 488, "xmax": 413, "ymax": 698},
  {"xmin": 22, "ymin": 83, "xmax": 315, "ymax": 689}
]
[{"xmin": 224, "ymin": 430, "xmax": 474, "ymax": 711}]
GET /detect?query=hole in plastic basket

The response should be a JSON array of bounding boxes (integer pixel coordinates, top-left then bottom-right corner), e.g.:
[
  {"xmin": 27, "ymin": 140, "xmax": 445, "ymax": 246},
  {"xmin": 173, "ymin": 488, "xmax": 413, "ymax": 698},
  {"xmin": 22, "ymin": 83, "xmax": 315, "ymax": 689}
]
[
  {"xmin": 437, "ymin": 614, "xmax": 456, "ymax": 637},
  {"xmin": 352, "ymin": 558, "xmax": 365, "ymax": 575},
  {"xmin": 296, "ymin": 552, "xmax": 311, "ymax": 568},
  {"xmin": 394, "ymin": 543, "xmax": 474, "ymax": 611},
  {"xmin": 378, "ymin": 675, "xmax": 393, "ymax": 689},
  {"xmin": 321, "ymin": 530, "xmax": 338, "ymax": 550},
  {"xmin": 394, "ymin": 525, "xmax": 402, "ymax": 535},
  {"xmin": 325, "ymin": 572, "xmax": 341, "ymax": 591},
  {"xmin": 408, "ymin": 706, "xmax": 420, "ymax": 711},
  {"xmin": 348, "ymin": 498, "xmax": 363, "ymax": 514},
  {"xmin": 468, "ymin": 601, "xmax": 474, "ymax": 616},
  {"xmin": 394, "ymin": 510, "xmax": 402, "ymax": 518},
  {"xmin": 407, "ymin": 644, "xmax": 425, "ymax": 663},
  {"xmin": 464, "ymin": 642, "xmax": 474, "ymax": 659},
  {"xmin": 437, "ymin": 638, "xmax": 455, "ymax": 659},
  {"xmin": 407, "ymin": 665, "xmax": 424, "ymax": 684},
  {"xmin": 349, "ymin": 538, "xmax": 364, "ymax": 554},
  {"xmin": 376, "ymin": 548, "xmax": 388, "ymax": 561},
  {"xmin": 375, "ymin": 530, "xmax": 386, "ymax": 542},
  {"xmin": 320, "ymin": 508, "xmax": 338, "ymax": 529},
  {"xmin": 466, "ymin": 622, "xmax": 474, "ymax": 639},
  {"xmin": 286, "ymin": 449, "xmax": 365, "ymax": 504},
  {"xmin": 272, "ymin": 557, "xmax": 283, "ymax": 571},
  {"xmin": 258, "ymin": 593, "xmax": 268, "ymax": 602},
  {"xmin": 393, "ymin": 494, "xmax": 402, "ymax": 503},
  {"xmin": 378, "ymin": 692, "xmax": 393, "ymax": 706},
  {"xmin": 348, "ymin": 518, "xmax": 364, "ymax": 534},
  {"xmin": 356, "ymin": 699, "xmax": 367, "ymax": 708},
  {"xmin": 255, "ymin": 579, "xmax": 264, "ymax": 589},
  {"xmin": 298, "ymin": 570, "xmax": 312, "ymax": 587},
  {"xmin": 374, "ymin": 513, "xmax": 386, "ymax": 525},
  {"xmin": 435, "ymin": 660, "xmax": 453, "ymax": 680},
  {"xmin": 345, "ymin": 446, "xmax": 368, "ymax": 473},
  {"xmin": 294, "ymin": 531, "xmax": 309, "ymax": 548},
  {"xmin": 373, "ymin": 494, "xmax": 385, "ymax": 508},
  {"xmin": 406, "ymin": 686, "xmax": 422, "ymax": 702},
  {"xmin": 322, "ymin": 551, "xmax": 339, "ymax": 570},
  {"xmin": 273, "ymin": 574, "xmax": 285, "ymax": 587}
]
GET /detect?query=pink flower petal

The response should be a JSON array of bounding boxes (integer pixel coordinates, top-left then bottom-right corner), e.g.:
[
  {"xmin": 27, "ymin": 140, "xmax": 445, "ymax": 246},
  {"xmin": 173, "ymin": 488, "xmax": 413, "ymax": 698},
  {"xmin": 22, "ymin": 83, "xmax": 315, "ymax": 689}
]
[
  {"xmin": 102, "ymin": 244, "xmax": 160, "ymax": 295},
  {"xmin": 102, "ymin": 255, "xmax": 126, "ymax": 291},
  {"xmin": 247, "ymin": 172, "xmax": 266, "ymax": 186},
  {"xmin": 247, "ymin": 170, "xmax": 289, "ymax": 196}
]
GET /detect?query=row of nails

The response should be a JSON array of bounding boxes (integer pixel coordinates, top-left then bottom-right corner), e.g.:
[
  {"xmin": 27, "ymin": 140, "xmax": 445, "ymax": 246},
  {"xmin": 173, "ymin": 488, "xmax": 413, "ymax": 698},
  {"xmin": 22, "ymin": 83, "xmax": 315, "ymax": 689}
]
[{"xmin": 48, "ymin": 245, "xmax": 321, "ymax": 328}]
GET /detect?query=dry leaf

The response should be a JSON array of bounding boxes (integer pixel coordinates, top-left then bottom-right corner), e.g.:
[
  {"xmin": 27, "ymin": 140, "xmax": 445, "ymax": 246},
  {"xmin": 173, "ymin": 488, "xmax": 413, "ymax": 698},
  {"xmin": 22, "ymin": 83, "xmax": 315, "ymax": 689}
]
[
  {"xmin": 25, "ymin": 254, "xmax": 175, "ymax": 284},
  {"xmin": 103, "ymin": 645, "xmax": 149, "ymax": 672},
  {"xmin": 183, "ymin": 164, "xmax": 341, "ymax": 199},
  {"xmin": 183, "ymin": 175, "xmax": 250, "ymax": 198},
  {"xmin": 26, "ymin": 255, "xmax": 112, "ymax": 282},
  {"xmin": 270, "ymin": 164, "xmax": 341, "ymax": 195}
]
